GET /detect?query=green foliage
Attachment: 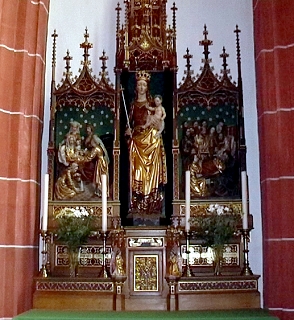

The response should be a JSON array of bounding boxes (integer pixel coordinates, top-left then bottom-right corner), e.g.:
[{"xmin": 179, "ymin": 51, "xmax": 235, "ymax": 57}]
[
  {"xmin": 190, "ymin": 204, "xmax": 240, "ymax": 248},
  {"xmin": 54, "ymin": 207, "xmax": 95, "ymax": 250}
]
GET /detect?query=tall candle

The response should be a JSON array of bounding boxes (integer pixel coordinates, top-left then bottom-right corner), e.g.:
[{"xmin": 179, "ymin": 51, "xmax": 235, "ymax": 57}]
[
  {"xmin": 42, "ymin": 173, "xmax": 49, "ymax": 231},
  {"xmin": 241, "ymin": 171, "xmax": 248, "ymax": 229},
  {"xmin": 102, "ymin": 174, "xmax": 107, "ymax": 232},
  {"xmin": 185, "ymin": 170, "xmax": 191, "ymax": 232}
]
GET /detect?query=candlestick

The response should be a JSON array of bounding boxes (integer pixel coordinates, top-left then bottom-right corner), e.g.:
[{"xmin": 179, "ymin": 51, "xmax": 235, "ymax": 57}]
[
  {"xmin": 241, "ymin": 171, "xmax": 248, "ymax": 230},
  {"xmin": 42, "ymin": 174, "xmax": 49, "ymax": 231},
  {"xmin": 39, "ymin": 230, "xmax": 48, "ymax": 277},
  {"xmin": 182, "ymin": 231, "xmax": 193, "ymax": 277},
  {"xmin": 99, "ymin": 231, "xmax": 109, "ymax": 278},
  {"xmin": 185, "ymin": 170, "xmax": 190, "ymax": 232},
  {"xmin": 241, "ymin": 229, "xmax": 253, "ymax": 275},
  {"xmin": 102, "ymin": 174, "xmax": 107, "ymax": 232}
]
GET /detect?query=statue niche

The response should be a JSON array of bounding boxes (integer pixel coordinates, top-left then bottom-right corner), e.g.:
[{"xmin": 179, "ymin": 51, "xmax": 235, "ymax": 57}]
[
  {"xmin": 124, "ymin": 71, "xmax": 167, "ymax": 215},
  {"xmin": 55, "ymin": 121, "xmax": 110, "ymax": 200},
  {"xmin": 177, "ymin": 26, "xmax": 242, "ymax": 200},
  {"xmin": 48, "ymin": 29, "xmax": 116, "ymax": 202}
]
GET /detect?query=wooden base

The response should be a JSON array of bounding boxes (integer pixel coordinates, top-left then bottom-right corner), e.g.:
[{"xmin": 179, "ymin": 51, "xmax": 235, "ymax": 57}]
[
  {"xmin": 33, "ymin": 275, "xmax": 260, "ymax": 311},
  {"xmin": 33, "ymin": 277, "xmax": 118, "ymax": 311},
  {"xmin": 178, "ymin": 292, "xmax": 260, "ymax": 311},
  {"xmin": 125, "ymin": 296, "xmax": 167, "ymax": 311},
  {"xmin": 33, "ymin": 291, "xmax": 115, "ymax": 311}
]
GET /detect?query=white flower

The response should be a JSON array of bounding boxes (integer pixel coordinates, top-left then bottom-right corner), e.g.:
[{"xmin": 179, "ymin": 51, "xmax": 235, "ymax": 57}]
[
  {"xmin": 207, "ymin": 204, "xmax": 215, "ymax": 212},
  {"xmin": 55, "ymin": 206, "xmax": 91, "ymax": 219},
  {"xmin": 206, "ymin": 204, "xmax": 231, "ymax": 216},
  {"xmin": 216, "ymin": 207, "xmax": 223, "ymax": 215}
]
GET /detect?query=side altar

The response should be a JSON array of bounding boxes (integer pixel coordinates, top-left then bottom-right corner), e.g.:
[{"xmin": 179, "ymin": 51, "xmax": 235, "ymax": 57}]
[{"xmin": 35, "ymin": 0, "xmax": 260, "ymax": 312}]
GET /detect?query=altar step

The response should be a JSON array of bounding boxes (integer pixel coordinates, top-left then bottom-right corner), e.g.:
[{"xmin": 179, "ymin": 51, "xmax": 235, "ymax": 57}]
[
  {"xmin": 14, "ymin": 309, "xmax": 279, "ymax": 320},
  {"xmin": 33, "ymin": 275, "xmax": 261, "ymax": 311},
  {"xmin": 124, "ymin": 296, "xmax": 167, "ymax": 311}
]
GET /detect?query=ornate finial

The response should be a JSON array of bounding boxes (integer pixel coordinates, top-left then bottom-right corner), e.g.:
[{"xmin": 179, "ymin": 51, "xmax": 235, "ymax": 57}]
[
  {"xmin": 234, "ymin": 25, "xmax": 244, "ymax": 143},
  {"xmin": 99, "ymin": 50, "xmax": 108, "ymax": 74},
  {"xmin": 63, "ymin": 50, "xmax": 72, "ymax": 77},
  {"xmin": 220, "ymin": 46, "xmax": 230, "ymax": 75},
  {"xmin": 234, "ymin": 25, "xmax": 241, "ymax": 63},
  {"xmin": 115, "ymin": 3, "xmax": 122, "ymax": 38},
  {"xmin": 184, "ymin": 48, "xmax": 193, "ymax": 74},
  {"xmin": 51, "ymin": 29, "xmax": 58, "ymax": 68},
  {"xmin": 136, "ymin": 70, "xmax": 151, "ymax": 82},
  {"xmin": 199, "ymin": 24, "xmax": 213, "ymax": 62},
  {"xmin": 234, "ymin": 24, "xmax": 242, "ymax": 84},
  {"xmin": 80, "ymin": 27, "xmax": 93, "ymax": 65},
  {"xmin": 171, "ymin": 2, "xmax": 178, "ymax": 32},
  {"xmin": 124, "ymin": 0, "xmax": 129, "ymax": 27},
  {"xmin": 171, "ymin": 2, "xmax": 178, "ymax": 52}
]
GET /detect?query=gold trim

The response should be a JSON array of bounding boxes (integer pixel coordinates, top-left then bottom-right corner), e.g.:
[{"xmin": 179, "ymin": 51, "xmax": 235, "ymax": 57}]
[{"xmin": 134, "ymin": 254, "xmax": 159, "ymax": 292}]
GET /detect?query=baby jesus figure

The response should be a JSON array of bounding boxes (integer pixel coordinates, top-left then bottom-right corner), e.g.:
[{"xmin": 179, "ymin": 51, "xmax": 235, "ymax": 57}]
[{"xmin": 142, "ymin": 95, "xmax": 166, "ymax": 138}]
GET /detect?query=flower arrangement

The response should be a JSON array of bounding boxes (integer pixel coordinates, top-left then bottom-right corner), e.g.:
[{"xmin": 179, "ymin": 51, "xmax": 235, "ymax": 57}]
[
  {"xmin": 189, "ymin": 203, "xmax": 241, "ymax": 275},
  {"xmin": 189, "ymin": 203, "xmax": 240, "ymax": 248},
  {"xmin": 54, "ymin": 206, "xmax": 95, "ymax": 250}
]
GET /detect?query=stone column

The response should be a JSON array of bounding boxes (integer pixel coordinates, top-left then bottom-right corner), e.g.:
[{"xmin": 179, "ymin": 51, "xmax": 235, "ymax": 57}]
[
  {"xmin": 253, "ymin": 1, "xmax": 294, "ymax": 319},
  {"xmin": 0, "ymin": 1, "xmax": 50, "ymax": 317}
]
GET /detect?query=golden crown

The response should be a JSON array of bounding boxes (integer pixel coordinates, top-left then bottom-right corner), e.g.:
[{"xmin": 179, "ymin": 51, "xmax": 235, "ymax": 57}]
[{"xmin": 136, "ymin": 70, "xmax": 151, "ymax": 82}]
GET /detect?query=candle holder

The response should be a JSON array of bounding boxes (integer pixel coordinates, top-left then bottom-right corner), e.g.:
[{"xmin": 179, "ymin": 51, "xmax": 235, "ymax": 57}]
[
  {"xmin": 39, "ymin": 230, "xmax": 49, "ymax": 278},
  {"xmin": 182, "ymin": 231, "xmax": 194, "ymax": 277},
  {"xmin": 99, "ymin": 231, "xmax": 109, "ymax": 278},
  {"xmin": 241, "ymin": 229, "xmax": 253, "ymax": 276}
]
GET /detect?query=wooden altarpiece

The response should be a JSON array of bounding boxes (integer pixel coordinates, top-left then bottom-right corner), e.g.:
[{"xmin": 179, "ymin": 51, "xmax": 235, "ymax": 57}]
[{"xmin": 34, "ymin": 0, "xmax": 260, "ymax": 312}]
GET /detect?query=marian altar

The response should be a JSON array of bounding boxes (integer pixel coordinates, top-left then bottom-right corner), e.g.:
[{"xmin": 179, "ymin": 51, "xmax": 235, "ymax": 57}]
[{"xmin": 34, "ymin": 0, "xmax": 260, "ymax": 311}]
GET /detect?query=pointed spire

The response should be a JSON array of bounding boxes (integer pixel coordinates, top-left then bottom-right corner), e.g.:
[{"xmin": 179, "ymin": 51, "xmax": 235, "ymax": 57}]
[
  {"xmin": 51, "ymin": 29, "xmax": 58, "ymax": 68},
  {"xmin": 183, "ymin": 48, "xmax": 193, "ymax": 75},
  {"xmin": 51, "ymin": 29, "xmax": 58, "ymax": 83},
  {"xmin": 80, "ymin": 27, "xmax": 93, "ymax": 66},
  {"xmin": 171, "ymin": 2, "xmax": 178, "ymax": 51},
  {"xmin": 63, "ymin": 50, "xmax": 73, "ymax": 78},
  {"xmin": 116, "ymin": 2, "xmax": 122, "ymax": 38},
  {"xmin": 199, "ymin": 24, "xmax": 213, "ymax": 62},
  {"xmin": 171, "ymin": 2, "xmax": 178, "ymax": 32},
  {"xmin": 220, "ymin": 46, "xmax": 230, "ymax": 76},
  {"xmin": 234, "ymin": 25, "xmax": 241, "ymax": 65},
  {"xmin": 100, "ymin": 50, "xmax": 109, "ymax": 74},
  {"xmin": 234, "ymin": 25, "xmax": 245, "ymax": 145},
  {"xmin": 234, "ymin": 25, "xmax": 243, "ymax": 99}
]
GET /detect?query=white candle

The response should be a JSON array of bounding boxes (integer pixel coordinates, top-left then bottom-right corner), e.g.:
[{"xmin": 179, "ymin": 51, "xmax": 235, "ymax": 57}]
[
  {"xmin": 241, "ymin": 171, "xmax": 248, "ymax": 229},
  {"xmin": 101, "ymin": 174, "xmax": 107, "ymax": 232},
  {"xmin": 185, "ymin": 170, "xmax": 191, "ymax": 232},
  {"xmin": 42, "ymin": 174, "xmax": 49, "ymax": 231}
]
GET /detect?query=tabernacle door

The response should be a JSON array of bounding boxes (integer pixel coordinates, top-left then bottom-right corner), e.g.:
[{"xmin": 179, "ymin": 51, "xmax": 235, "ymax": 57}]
[{"xmin": 123, "ymin": 227, "xmax": 168, "ymax": 309}]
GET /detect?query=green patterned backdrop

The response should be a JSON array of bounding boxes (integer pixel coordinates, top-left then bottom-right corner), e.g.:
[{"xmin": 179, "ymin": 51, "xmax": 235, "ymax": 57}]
[
  {"xmin": 55, "ymin": 105, "xmax": 114, "ymax": 146},
  {"xmin": 177, "ymin": 103, "xmax": 238, "ymax": 141}
]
